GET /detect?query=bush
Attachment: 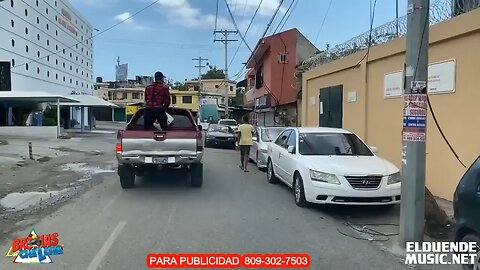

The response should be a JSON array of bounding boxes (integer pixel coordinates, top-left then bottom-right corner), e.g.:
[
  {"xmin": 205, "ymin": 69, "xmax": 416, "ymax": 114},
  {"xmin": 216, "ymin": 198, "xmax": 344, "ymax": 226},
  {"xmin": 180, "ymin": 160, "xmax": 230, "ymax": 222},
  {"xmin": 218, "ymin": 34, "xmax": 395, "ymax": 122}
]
[{"xmin": 42, "ymin": 118, "xmax": 57, "ymax": 126}]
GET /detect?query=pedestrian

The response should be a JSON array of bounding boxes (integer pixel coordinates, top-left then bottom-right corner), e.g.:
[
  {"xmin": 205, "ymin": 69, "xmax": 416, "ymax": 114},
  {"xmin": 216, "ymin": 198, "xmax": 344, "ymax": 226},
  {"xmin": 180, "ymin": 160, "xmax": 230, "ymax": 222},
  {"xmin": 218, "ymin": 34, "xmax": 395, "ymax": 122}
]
[
  {"xmin": 238, "ymin": 115, "xmax": 254, "ymax": 172},
  {"xmin": 144, "ymin": 72, "xmax": 170, "ymax": 130}
]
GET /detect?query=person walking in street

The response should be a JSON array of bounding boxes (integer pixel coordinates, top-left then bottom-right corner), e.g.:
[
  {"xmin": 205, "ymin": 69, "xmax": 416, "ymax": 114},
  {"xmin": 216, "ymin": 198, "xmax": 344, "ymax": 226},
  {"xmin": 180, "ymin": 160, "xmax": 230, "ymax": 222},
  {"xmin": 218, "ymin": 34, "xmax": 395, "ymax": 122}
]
[
  {"xmin": 238, "ymin": 115, "xmax": 254, "ymax": 172},
  {"xmin": 144, "ymin": 72, "xmax": 170, "ymax": 130}
]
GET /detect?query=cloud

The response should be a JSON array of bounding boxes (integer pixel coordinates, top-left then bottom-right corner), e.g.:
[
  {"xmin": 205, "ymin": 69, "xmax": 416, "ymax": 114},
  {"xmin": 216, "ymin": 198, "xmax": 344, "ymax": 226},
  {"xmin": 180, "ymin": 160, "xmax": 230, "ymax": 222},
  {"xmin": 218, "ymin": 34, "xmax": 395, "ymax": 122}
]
[
  {"xmin": 227, "ymin": 0, "xmax": 285, "ymax": 17},
  {"xmin": 113, "ymin": 12, "xmax": 151, "ymax": 31}
]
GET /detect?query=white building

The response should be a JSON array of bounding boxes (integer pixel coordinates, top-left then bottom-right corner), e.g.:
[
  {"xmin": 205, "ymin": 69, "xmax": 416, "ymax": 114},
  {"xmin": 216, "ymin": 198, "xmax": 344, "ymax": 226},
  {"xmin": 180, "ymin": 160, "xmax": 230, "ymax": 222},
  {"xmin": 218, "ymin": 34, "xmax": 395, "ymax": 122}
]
[{"xmin": 0, "ymin": 0, "xmax": 95, "ymax": 127}]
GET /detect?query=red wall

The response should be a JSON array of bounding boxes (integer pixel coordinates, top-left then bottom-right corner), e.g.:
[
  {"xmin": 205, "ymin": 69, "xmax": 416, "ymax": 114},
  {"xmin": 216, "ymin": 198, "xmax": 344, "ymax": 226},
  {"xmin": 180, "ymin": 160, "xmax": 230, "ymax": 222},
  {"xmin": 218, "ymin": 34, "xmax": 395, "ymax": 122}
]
[{"xmin": 245, "ymin": 29, "xmax": 298, "ymax": 107}]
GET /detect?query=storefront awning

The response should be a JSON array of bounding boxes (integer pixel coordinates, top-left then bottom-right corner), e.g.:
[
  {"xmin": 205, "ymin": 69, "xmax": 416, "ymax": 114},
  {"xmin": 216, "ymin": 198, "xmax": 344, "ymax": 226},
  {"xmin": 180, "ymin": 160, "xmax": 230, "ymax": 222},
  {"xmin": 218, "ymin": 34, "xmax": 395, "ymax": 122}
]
[
  {"xmin": 0, "ymin": 91, "xmax": 80, "ymax": 103},
  {"xmin": 59, "ymin": 95, "xmax": 118, "ymax": 108}
]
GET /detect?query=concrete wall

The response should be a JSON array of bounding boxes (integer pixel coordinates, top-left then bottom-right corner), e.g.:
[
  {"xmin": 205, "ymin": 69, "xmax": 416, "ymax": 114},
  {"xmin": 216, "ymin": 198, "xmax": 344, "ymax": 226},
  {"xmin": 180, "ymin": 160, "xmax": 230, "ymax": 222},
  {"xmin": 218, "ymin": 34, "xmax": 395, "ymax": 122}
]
[
  {"xmin": 0, "ymin": 126, "xmax": 58, "ymax": 138},
  {"xmin": 302, "ymin": 9, "xmax": 480, "ymax": 200}
]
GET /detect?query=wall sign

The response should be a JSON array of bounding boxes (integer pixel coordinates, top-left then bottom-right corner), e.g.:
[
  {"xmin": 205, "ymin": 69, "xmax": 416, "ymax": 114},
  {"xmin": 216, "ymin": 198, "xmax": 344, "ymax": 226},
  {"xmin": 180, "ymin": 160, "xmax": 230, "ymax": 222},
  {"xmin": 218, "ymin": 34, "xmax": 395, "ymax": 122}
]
[
  {"xmin": 384, "ymin": 59, "xmax": 456, "ymax": 98},
  {"xmin": 255, "ymin": 95, "xmax": 271, "ymax": 109},
  {"xmin": 59, "ymin": 9, "xmax": 77, "ymax": 36}
]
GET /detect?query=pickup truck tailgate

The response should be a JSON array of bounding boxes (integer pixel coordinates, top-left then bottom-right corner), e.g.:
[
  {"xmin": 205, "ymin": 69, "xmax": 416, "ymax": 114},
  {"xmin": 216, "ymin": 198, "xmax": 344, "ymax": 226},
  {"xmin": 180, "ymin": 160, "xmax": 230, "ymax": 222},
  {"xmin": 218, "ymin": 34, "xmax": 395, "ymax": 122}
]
[{"xmin": 120, "ymin": 130, "xmax": 198, "ymax": 156}]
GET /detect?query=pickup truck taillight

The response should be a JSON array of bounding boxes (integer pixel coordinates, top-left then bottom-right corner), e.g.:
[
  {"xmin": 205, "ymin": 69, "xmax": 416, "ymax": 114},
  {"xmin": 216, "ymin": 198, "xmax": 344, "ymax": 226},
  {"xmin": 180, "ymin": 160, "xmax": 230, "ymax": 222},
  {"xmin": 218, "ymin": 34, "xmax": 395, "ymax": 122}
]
[
  {"xmin": 115, "ymin": 143, "xmax": 122, "ymax": 153},
  {"xmin": 196, "ymin": 131, "xmax": 203, "ymax": 152}
]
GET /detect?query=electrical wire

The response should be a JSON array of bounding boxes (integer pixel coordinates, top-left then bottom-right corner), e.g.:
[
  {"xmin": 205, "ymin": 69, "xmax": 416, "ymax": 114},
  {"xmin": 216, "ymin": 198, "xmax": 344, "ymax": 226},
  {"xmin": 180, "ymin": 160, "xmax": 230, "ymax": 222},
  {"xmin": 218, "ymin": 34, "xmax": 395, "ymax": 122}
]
[
  {"xmin": 13, "ymin": 0, "xmax": 162, "ymax": 69},
  {"xmin": 214, "ymin": 0, "xmax": 219, "ymax": 33},
  {"xmin": 352, "ymin": 0, "xmax": 378, "ymax": 68},
  {"xmin": 272, "ymin": 0, "xmax": 296, "ymax": 34},
  {"xmin": 224, "ymin": 0, "xmax": 252, "ymax": 52},
  {"xmin": 228, "ymin": 0, "xmax": 264, "ymax": 68},
  {"xmin": 406, "ymin": 5, "xmax": 467, "ymax": 168},
  {"xmin": 313, "ymin": 0, "xmax": 333, "ymax": 45},
  {"xmin": 278, "ymin": 0, "xmax": 299, "ymax": 32},
  {"xmin": 261, "ymin": 0, "xmax": 285, "ymax": 39}
]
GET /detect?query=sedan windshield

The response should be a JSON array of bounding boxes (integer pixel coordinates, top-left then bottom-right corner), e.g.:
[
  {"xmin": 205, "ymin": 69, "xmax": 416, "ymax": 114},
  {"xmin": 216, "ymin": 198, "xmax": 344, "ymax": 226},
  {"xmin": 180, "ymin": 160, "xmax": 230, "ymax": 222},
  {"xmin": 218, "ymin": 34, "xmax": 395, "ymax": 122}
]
[
  {"xmin": 219, "ymin": 120, "xmax": 237, "ymax": 126},
  {"xmin": 208, "ymin": 125, "xmax": 232, "ymax": 133},
  {"xmin": 261, "ymin": 127, "xmax": 285, "ymax": 142},
  {"xmin": 299, "ymin": 133, "xmax": 373, "ymax": 156}
]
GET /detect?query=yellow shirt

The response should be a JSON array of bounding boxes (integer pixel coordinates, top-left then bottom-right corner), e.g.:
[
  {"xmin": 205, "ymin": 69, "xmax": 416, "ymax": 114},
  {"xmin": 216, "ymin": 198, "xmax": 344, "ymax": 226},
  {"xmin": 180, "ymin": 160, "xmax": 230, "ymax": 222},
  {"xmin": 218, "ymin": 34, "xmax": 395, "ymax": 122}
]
[{"xmin": 238, "ymin": 124, "xmax": 254, "ymax": 146}]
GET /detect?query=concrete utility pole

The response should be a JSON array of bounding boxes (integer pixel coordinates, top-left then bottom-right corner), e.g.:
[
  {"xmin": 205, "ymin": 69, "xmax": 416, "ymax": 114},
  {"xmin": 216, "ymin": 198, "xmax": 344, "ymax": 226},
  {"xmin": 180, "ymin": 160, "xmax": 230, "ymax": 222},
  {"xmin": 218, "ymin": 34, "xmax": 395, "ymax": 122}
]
[
  {"xmin": 192, "ymin": 57, "xmax": 208, "ymax": 122},
  {"xmin": 400, "ymin": 0, "xmax": 430, "ymax": 244},
  {"xmin": 214, "ymin": 30, "xmax": 238, "ymax": 119}
]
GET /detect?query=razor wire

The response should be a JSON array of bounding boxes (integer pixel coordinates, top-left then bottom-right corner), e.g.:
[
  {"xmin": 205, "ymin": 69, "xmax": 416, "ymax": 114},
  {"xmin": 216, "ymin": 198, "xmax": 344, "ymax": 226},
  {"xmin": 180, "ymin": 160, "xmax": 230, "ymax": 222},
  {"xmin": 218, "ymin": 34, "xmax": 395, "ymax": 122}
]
[{"xmin": 298, "ymin": 0, "xmax": 480, "ymax": 74}]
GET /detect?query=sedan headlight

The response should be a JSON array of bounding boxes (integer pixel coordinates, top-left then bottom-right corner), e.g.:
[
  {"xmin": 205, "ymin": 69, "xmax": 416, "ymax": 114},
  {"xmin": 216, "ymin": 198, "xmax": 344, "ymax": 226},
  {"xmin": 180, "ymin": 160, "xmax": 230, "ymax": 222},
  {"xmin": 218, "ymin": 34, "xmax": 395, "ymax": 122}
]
[
  {"xmin": 310, "ymin": 170, "xmax": 340, "ymax": 185},
  {"xmin": 387, "ymin": 172, "xmax": 401, "ymax": 184}
]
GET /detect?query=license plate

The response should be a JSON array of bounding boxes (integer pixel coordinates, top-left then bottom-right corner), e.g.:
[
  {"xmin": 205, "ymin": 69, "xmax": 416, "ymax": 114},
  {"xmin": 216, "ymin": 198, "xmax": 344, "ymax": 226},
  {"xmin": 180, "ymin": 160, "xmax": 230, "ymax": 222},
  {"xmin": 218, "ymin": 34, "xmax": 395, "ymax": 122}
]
[{"xmin": 153, "ymin": 157, "xmax": 168, "ymax": 164}]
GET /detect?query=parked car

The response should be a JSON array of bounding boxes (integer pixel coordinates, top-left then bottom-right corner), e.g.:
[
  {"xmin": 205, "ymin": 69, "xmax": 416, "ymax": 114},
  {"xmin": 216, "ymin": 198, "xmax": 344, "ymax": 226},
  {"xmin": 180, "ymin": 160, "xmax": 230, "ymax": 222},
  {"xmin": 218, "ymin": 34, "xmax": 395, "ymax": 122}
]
[
  {"xmin": 454, "ymin": 156, "xmax": 480, "ymax": 270},
  {"xmin": 116, "ymin": 108, "xmax": 204, "ymax": 189},
  {"xmin": 205, "ymin": 124, "xmax": 236, "ymax": 149},
  {"xmin": 266, "ymin": 127, "xmax": 401, "ymax": 207},
  {"xmin": 250, "ymin": 126, "xmax": 286, "ymax": 169},
  {"xmin": 218, "ymin": 119, "xmax": 238, "ymax": 132}
]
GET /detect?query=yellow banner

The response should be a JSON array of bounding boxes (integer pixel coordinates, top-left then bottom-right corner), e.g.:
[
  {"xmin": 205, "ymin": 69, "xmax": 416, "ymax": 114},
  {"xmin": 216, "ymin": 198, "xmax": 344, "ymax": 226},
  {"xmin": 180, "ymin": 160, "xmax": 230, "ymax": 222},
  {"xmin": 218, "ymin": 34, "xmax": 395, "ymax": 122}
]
[{"xmin": 125, "ymin": 106, "xmax": 138, "ymax": 115}]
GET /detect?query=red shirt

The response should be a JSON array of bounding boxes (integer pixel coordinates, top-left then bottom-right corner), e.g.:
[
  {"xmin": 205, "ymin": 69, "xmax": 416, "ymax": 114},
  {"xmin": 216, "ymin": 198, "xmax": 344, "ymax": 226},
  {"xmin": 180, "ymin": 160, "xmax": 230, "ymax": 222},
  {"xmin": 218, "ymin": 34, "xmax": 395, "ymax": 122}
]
[{"xmin": 145, "ymin": 82, "xmax": 170, "ymax": 109}]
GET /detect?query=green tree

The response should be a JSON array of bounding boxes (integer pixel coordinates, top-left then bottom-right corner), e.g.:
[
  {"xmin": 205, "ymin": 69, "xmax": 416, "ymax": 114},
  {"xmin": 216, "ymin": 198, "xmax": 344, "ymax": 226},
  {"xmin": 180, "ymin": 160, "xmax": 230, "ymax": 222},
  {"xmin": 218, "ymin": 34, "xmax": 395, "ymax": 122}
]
[
  {"xmin": 171, "ymin": 81, "xmax": 188, "ymax": 91},
  {"xmin": 201, "ymin": 66, "xmax": 225, "ymax": 79}
]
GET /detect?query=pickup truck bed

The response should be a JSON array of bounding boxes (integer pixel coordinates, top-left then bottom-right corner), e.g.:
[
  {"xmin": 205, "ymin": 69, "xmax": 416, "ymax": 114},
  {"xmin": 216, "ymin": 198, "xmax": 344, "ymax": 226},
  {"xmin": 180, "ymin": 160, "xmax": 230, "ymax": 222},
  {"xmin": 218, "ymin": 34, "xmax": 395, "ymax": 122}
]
[{"xmin": 116, "ymin": 108, "xmax": 204, "ymax": 188}]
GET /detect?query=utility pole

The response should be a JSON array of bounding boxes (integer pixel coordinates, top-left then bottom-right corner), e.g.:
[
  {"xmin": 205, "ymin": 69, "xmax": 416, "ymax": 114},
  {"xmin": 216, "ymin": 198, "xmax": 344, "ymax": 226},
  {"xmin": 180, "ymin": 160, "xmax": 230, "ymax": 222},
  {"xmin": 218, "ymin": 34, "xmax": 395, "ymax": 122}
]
[
  {"xmin": 400, "ymin": 0, "xmax": 430, "ymax": 245},
  {"xmin": 192, "ymin": 57, "xmax": 208, "ymax": 122},
  {"xmin": 214, "ymin": 29, "xmax": 238, "ymax": 119}
]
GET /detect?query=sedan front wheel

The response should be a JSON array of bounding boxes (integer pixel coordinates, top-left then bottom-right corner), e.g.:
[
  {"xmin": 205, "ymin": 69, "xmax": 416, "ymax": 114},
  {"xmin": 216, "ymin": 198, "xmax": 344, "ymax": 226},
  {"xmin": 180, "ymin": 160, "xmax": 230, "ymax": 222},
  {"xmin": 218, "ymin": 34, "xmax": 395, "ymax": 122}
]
[
  {"xmin": 267, "ymin": 159, "xmax": 278, "ymax": 184},
  {"xmin": 294, "ymin": 173, "xmax": 307, "ymax": 207}
]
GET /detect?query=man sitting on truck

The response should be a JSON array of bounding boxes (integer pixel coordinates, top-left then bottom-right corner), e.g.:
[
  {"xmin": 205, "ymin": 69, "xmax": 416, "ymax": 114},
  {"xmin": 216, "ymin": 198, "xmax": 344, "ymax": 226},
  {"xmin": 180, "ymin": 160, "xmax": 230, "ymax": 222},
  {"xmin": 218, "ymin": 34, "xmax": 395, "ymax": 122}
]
[{"xmin": 144, "ymin": 71, "xmax": 170, "ymax": 130}]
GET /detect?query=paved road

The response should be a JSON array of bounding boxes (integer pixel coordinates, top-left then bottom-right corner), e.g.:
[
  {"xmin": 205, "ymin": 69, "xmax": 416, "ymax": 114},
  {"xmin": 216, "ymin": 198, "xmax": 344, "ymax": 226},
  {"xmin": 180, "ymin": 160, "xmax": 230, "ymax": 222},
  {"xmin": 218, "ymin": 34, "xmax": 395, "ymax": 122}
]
[{"xmin": 0, "ymin": 147, "xmax": 408, "ymax": 270}]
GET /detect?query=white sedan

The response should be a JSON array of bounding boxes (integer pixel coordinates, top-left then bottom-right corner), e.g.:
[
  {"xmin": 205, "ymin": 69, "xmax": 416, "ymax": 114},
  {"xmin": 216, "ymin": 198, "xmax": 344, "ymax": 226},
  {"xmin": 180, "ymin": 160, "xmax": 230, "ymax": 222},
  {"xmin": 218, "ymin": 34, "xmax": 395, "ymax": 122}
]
[
  {"xmin": 266, "ymin": 127, "xmax": 401, "ymax": 207},
  {"xmin": 250, "ymin": 126, "xmax": 286, "ymax": 169}
]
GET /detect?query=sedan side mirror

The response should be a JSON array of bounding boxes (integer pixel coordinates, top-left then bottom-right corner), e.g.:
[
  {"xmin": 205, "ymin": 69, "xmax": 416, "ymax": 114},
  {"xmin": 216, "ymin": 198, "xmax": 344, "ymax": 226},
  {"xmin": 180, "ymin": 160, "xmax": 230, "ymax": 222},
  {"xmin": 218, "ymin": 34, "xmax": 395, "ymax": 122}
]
[
  {"xmin": 370, "ymin": 146, "xmax": 378, "ymax": 154},
  {"xmin": 287, "ymin": 145, "xmax": 295, "ymax": 154}
]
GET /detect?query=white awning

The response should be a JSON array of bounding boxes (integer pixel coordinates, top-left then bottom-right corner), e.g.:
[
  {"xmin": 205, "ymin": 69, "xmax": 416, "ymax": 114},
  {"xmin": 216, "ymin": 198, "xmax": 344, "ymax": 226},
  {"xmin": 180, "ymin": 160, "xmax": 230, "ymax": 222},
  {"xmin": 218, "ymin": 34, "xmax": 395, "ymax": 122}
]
[
  {"xmin": 59, "ymin": 95, "xmax": 118, "ymax": 108},
  {"xmin": 0, "ymin": 91, "xmax": 80, "ymax": 103}
]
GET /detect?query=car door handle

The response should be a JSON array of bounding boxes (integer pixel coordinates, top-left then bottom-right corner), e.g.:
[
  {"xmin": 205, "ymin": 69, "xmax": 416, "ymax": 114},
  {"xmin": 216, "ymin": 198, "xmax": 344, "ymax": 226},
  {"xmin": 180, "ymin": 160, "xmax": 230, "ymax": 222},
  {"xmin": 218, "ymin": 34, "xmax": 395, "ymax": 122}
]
[{"xmin": 279, "ymin": 153, "xmax": 283, "ymax": 158}]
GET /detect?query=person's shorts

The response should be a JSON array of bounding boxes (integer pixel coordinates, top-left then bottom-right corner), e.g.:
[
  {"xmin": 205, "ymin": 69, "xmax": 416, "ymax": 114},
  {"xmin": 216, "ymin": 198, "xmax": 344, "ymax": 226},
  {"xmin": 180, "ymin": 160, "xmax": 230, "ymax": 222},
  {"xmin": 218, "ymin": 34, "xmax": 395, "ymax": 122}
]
[{"xmin": 240, "ymin": 145, "xmax": 251, "ymax": 156}]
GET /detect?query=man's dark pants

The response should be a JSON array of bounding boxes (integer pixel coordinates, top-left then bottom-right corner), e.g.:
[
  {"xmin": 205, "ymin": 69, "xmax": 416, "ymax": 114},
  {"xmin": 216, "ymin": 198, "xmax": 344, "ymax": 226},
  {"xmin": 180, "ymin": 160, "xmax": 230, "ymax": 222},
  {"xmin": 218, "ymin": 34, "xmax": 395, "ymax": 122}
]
[
  {"xmin": 240, "ymin": 145, "xmax": 251, "ymax": 167},
  {"xmin": 144, "ymin": 107, "xmax": 168, "ymax": 130}
]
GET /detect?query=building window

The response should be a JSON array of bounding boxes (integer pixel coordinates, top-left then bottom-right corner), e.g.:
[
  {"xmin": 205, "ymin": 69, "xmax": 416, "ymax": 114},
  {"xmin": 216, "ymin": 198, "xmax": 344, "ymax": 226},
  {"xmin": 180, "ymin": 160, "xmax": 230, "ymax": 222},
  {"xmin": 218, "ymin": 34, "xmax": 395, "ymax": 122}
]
[
  {"xmin": 76, "ymin": 81, "xmax": 78, "ymax": 86},
  {"xmin": 122, "ymin": 92, "xmax": 127, "ymax": 99},
  {"xmin": 63, "ymin": 76, "xmax": 65, "ymax": 82},
  {"xmin": 55, "ymin": 15, "xmax": 57, "ymax": 21},
  {"xmin": 182, "ymin": 96, "xmax": 193, "ymax": 104},
  {"xmin": 81, "ymin": 59, "xmax": 84, "ymax": 64},
  {"xmin": 25, "ymin": 45, "xmax": 29, "ymax": 53},
  {"xmin": 55, "ymin": 1, "xmax": 57, "ymax": 7},
  {"xmin": 63, "ymin": 49, "xmax": 65, "ymax": 54},
  {"xmin": 81, "ymin": 71, "xmax": 84, "ymax": 75},
  {"xmin": 37, "ymin": 51, "xmax": 40, "ymax": 57},
  {"xmin": 25, "ymin": 9, "xmax": 28, "ymax": 17},
  {"xmin": 37, "ymin": 34, "xmax": 40, "ymax": 40},
  {"xmin": 46, "ymin": 8, "xmax": 48, "ymax": 14},
  {"xmin": 11, "ymin": 59, "xmax": 15, "ymax": 67},
  {"xmin": 82, "ymin": 82, "xmax": 84, "ymax": 87},
  {"xmin": 132, "ymin": 93, "xmax": 139, "ymax": 99},
  {"xmin": 47, "ymin": 55, "xmax": 50, "ymax": 62},
  {"xmin": 56, "ymin": 59, "xmax": 58, "ymax": 65},
  {"xmin": 230, "ymin": 86, "xmax": 234, "ymax": 92},
  {"xmin": 172, "ymin": 95, "xmax": 177, "ymax": 104},
  {"xmin": 76, "ymin": 68, "xmax": 78, "ymax": 73},
  {"xmin": 76, "ymin": 44, "xmax": 78, "ymax": 49},
  {"xmin": 76, "ymin": 19, "xmax": 78, "ymax": 25},
  {"xmin": 215, "ymin": 85, "xmax": 219, "ymax": 89},
  {"xmin": 47, "ymin": 71, "xmax": 50, "ymax": 77},
  {"xmin": 86, "ymin": 51, "xmax": 89, "ymax": 56},
  {"xmin": 56, "ymin": 74, "xmax": 58, "ymax": 80},
  {"xmin": 46, "ymin": 24, "xmax": 49, "ymax": 30},
  {"xmin": 81, "ymin": 48, "xmax": 84, "ymax": 52},
  {"xmin": 70, "ymin": 65, "xmax": 72, "ymax": 71},
  {"xmin": 56, "ymin": 30, "xmax": 58, "ymax": 36},
  {"xmin": 255, "ymin": 65, "xmax": 264, "ymax": 89},
  {"xmin": 193, "ymin": 85, "xmax": 199, "ymax": 91},
  {"xmin": 36, "ymin": 0, "xmax": 38, "ymax": 6},
  {"xmin": 37, "ymin": 17, "xmax": 39, "ymax": 24},
  {"xmin": 11, "ymin": 39, "xmax": 14, "ymax": 47},
  {"xmin": 63, "ymin": 63, "xmax": 65, "ymax": 68},
  {"xmin": 70, "ymin": 53, "xmax": 72, "ymax": 58},
  {"xmin": 56, "ymin": 45, "xmax": 58, "ymax": 50},
  {"xmin": 25, "ymin": 27, "xmax": 28, "ymax": 35},
  {"xmin": 10, "ymin": 0, "xmax": 13, "ymax": 8},
  {"xmin": 37, "ymin": 67, "xmax": 40, "ymax": 74},
  {"xmin": 70, "ymin": 78, "xmax": 72, "ymax": 84},
  {"xmin": 81, "ymin": 36, "xmax": 84, "ymax": 41},
  {"xmin": 26, "ymin": 64, "xmax": 29, "ymax": 70},
  {"xmin": 11, "ymin": 20, "xmax": 14, "ymax": 27},
  {"xmin": 81, "ymin": 25, "xmax": 84, "ymax": 29},
  {"xmin": 47, "ymin": 40, "xmax": 50, "ymax": 46},
  {"xmin": 278, "ymin": 53, "xmax": 288, "ymax": 64},
  {"xmin": 76, "ymin": 56, "xmax": 78, "ymax": 61}
]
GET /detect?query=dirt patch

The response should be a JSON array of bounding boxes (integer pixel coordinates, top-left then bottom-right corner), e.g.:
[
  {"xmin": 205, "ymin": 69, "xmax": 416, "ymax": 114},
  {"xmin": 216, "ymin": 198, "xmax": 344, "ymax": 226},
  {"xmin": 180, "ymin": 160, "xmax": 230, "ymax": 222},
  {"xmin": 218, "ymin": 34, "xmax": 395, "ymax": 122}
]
[
  {"xmin": 0, "ymin": 139, "xmax": 8, "ymax": 145},
  {"xmin": 37, "ymin": 156, "xmax": 52, "ymax": 163}
]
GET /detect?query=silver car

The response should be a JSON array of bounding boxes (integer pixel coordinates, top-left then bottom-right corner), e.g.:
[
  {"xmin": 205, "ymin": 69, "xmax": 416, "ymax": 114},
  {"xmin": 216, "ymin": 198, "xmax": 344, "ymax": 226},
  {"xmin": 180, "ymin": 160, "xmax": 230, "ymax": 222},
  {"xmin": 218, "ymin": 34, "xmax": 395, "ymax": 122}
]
[{"xmin": 250, "ymin": 126, "xmax": 286, "ymax": 169}]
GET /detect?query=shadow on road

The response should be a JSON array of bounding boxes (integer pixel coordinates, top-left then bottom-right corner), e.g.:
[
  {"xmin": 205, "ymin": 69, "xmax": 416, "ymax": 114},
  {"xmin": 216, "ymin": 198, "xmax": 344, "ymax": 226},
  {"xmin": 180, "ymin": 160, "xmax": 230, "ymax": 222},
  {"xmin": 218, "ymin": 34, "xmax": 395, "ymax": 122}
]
[{"xmin": 133, "ymin": 167, "xmax": 193, "ymax": 189}]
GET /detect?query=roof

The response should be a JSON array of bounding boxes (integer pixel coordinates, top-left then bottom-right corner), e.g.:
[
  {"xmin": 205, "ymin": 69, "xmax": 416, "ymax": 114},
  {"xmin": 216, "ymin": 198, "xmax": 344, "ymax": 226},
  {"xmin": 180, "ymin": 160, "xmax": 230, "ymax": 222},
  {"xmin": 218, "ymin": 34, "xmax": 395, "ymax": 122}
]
[
  {"xmin": 0, "ymin": 91, "xmax": 80, "ymax": 103},
  {"xmin": 59, "ymin": 95, "xmax": 118, "ymax": 107},
  {"xmin": 246, "ymin": 29, "xmax": 299, "ymax": 68},
  {"xmin": 292, "ymin": 127, "xmax": 352, "ymax": 134}
]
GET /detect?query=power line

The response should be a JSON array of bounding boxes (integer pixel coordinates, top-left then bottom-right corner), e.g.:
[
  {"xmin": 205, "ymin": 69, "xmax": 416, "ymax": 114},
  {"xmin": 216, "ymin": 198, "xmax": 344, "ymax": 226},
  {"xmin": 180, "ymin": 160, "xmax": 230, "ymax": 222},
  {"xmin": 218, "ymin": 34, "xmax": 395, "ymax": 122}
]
[
  {"xmin": 352, "ymin": 0, "xmax": 378, "ymax": 68},
  {"xmin": 261, "ymin": 0, "xmax": 285, "ymax": 39},
  {"xmin": 13, "ymin": 0, "xmax": 162, "ymax": 69},
  {"xmin": 214, "ymin": 0, "xmax": 219, "ymax": 33},
  {"xmin": 278, "ymin": 0, "xmax": 299, "ymax": 32},
  {"xmin": 273, "ymin": 0, "xmax": 296, "ymax": 34},
  {"xmin": 313, "ymin": 0, "xmax": 333, "ymax": 45},
  {"xmin": 228, "ymin": 0, "xmax": 264, "ymax": 68},
  {"xmin": 224, "ymin": 0, "xmax": 253, "ymax": 53}
]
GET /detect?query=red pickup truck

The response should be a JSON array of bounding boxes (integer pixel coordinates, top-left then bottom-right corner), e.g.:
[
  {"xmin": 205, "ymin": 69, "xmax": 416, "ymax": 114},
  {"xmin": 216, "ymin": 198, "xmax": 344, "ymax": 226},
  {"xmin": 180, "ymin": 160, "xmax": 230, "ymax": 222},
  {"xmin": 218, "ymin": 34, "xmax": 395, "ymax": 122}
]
[{"xmin": 115, "ymin": 108, "xmax": 204, "ymax": 188}]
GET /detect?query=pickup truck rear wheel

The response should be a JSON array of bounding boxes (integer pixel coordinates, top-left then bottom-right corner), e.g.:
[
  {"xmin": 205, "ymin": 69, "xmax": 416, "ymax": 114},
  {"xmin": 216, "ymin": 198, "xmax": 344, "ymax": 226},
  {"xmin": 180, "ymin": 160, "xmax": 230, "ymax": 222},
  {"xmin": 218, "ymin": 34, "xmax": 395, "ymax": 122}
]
[
  {"xmin": 118, "ymin": 165, "xmax": 135, "ymax": 189},
  {"xmin": 190, "ymin": 164, "xmax": 203, "ymax": 188}
]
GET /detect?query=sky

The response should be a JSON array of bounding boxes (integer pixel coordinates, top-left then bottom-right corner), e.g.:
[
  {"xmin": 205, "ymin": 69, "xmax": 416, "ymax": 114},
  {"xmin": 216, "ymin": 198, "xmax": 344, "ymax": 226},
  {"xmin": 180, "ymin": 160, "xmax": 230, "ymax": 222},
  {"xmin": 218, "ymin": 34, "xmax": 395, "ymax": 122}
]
[{"xmin": 70, "ymin": 0, "xmax": 408, "ymax": 83}]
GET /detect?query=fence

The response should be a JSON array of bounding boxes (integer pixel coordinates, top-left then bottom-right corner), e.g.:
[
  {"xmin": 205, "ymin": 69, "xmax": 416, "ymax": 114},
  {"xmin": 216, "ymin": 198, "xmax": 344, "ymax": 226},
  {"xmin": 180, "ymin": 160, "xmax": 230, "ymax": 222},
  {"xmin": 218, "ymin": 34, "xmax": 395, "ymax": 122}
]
[{"xmin": 298, "ymin": 0, "xmax": 480, "ymax": 74}]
